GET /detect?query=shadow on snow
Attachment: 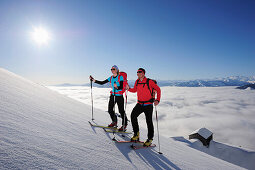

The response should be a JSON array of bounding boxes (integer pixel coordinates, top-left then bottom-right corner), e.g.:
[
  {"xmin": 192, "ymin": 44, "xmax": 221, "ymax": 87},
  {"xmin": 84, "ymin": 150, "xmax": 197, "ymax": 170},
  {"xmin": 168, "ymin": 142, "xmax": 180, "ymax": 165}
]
[{"xmin": 108, "ymin": 133, "xmax": 181, "ymax": 170}]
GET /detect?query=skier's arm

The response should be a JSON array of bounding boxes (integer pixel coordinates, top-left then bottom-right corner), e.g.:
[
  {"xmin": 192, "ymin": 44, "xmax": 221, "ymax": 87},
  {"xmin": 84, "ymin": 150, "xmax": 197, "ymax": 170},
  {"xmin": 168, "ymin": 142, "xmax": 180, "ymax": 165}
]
[
  {"xmin": 128, "ymin": 81, "xmax": 138, "ymax": 93},
  {"xmin": 116, "ymin": 81, "xmax": 123, "ymax": 90},
  {"xmin": 95, "ymin": 79, "xmax": 109, "ymax": 85},
  {"xmin": 150, "ymin": 80, "xmax": 161, "ymax": 103},
  {"xmin": 89, "ymin": 76, "xmax": 109, "ymax": 85}
]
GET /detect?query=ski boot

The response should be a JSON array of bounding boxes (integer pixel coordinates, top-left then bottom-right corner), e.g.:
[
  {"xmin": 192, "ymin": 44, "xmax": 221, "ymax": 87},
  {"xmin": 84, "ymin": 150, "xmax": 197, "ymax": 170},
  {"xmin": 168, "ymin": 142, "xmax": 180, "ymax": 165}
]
[
  {"xmin": 143, "ymin": 139, "xmax": 153, "ymax": 147},
  {"xmin": 118, "ymin": 125, "xmax": 127, "ymax": 132},
  {"xmin": 131, "ymin": 132, "xmax": 140, "ymax": 142},
  {"xmin": 108, "ymin": 122, "xmax": 117, "ymax": 128}
]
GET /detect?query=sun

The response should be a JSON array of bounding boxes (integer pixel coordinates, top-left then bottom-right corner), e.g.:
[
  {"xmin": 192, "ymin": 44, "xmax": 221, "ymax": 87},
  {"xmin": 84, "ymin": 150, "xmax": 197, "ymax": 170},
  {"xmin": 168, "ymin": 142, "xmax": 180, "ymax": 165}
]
[{"xmin": 31, "ymin": 26, "xmax": 51, "ymax": 45}]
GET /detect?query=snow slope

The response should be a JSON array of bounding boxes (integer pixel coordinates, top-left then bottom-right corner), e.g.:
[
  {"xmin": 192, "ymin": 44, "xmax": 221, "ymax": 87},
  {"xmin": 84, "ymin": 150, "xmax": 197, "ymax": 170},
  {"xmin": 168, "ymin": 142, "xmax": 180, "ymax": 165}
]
[{"xmin": 0, "ymin": 68, "xmax": 249, "ymax": 169}]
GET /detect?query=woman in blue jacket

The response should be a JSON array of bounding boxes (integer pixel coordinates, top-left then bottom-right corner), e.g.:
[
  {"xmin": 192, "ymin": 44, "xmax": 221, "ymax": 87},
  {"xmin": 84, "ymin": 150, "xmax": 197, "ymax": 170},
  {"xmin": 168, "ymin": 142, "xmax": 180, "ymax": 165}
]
[{"xmin": 90, "ymin": 65, "xmax": 127, "ymax": 131}]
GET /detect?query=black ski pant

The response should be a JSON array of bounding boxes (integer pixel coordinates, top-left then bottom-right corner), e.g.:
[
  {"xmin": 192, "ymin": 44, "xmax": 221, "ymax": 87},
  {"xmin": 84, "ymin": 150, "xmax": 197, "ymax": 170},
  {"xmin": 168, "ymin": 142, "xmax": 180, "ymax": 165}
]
[
  {"xmin": 108, "ymin": 95, "xmax": 128, "ymax": 126},
  {"xmin": 131, "ymin": 103, "xmax": 154, "ymax": 140}
]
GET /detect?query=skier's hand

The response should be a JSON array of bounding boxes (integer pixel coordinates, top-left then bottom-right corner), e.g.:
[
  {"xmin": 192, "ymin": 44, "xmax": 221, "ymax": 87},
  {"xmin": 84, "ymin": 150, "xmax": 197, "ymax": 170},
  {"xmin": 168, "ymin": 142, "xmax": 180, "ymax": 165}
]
[
  {"xmin": 89, "ymin": 75, "xmax": 95, "ymax": 82},
  {"xmin": 126, "ymin": 84, "xmax": 130, "ymax": 90},
  {"xmin": 114, "ymin": 83, "xmax": 118, "ymax": 89},
  {"xmin": 154, "ymin": 100, "xmax": 159, "ymax": 106}
]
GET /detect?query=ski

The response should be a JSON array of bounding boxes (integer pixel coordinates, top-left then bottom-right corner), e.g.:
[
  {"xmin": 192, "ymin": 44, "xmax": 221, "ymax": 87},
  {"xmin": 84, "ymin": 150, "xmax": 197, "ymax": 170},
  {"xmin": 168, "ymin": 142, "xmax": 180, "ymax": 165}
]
[
  {"xmin": 88, "ymin": 121, "xmax": 117, "ymax": 130},
  {"xmin": 104, "ymin": 129, "xmax": 132, "ymax": 134},
  {"xmin": 114, "ymin": 139, "xmax": 156, "ymax": 150},
  {"xmin": 114, "ymin": 140, "xmax": 144, "ymax": 143},
  {"xmin": 130, "ymin": 143, "xmax": 156, "ymax": 150}
]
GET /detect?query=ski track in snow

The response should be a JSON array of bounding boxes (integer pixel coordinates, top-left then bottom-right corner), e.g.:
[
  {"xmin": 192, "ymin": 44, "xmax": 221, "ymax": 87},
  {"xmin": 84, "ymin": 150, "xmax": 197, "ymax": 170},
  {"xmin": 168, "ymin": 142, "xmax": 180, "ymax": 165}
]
[{"xmin": 0, "ymin": 68, "xmax": 253, "ymax": 169}]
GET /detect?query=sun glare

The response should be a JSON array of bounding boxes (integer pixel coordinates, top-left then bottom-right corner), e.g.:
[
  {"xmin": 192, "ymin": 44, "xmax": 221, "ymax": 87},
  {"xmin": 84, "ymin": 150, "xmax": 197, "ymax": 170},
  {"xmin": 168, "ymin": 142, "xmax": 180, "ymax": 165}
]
[{"xmin": 31, "ymin": 26, "xmax": 51, "ymax": 45}]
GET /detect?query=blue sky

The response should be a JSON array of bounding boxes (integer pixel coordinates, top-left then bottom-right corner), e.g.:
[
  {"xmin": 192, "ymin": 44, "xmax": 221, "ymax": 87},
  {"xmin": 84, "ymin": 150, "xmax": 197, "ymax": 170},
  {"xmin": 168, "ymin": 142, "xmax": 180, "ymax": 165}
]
[{"xmin": 0, "ymin": 0, "xmax": 254, "ymax": 85}]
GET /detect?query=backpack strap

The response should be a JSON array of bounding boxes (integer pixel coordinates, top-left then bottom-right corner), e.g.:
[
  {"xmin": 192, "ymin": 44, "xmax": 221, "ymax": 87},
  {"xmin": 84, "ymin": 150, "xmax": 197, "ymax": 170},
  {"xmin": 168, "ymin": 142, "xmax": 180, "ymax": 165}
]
[
  {"xmin": 147, "ymin": 78, "xmax": 157, "ymax": 102},
  {"xmin": 135, "ymin": 79, "xmax": 139, "ymax": 87},
  {"xmin": 110, "ymin": 75, "xmax": 121, "ymax": 84},
  {"xmin": 110, "ymin": 76, "xmax": 113, "ymax": 84},
  {"xmin": 136, "ymin": 78, "xmax": 152, "ymax": 92},
  {"xmin": 146, "ymin": 78, "xmax": 152, "ymax": 95},
  {"xmin": 136, "ymin": 78, "xmax": 157, "ymax": 104},
  {"xmin": 136, "ymin": 78, "xmax": 155, "ymax": 99},
  {"xmin": 136, "ymin": 79, "xmax": 147, "ymax": 88}
]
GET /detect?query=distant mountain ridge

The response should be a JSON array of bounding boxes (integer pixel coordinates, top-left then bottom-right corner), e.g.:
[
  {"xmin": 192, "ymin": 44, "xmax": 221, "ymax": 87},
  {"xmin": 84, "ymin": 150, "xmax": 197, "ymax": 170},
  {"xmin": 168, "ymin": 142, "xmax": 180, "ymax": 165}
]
[
  {"xmin": 157, "ymin": 76, "xmax": 255, "ymax": 87},
  {"xmin": 54, "ymin": 76, "xmax": 255, "ymax": 87},
  {"xmin": 236, "ymin": 84, "xmax": 255, "ymax": 90}
]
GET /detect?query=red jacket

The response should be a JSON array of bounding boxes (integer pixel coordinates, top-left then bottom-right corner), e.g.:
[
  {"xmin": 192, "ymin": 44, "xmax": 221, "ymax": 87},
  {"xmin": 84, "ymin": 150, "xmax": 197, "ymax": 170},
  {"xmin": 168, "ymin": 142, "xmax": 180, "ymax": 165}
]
[{"xmin": 129, "ymin": 77, "xmax": 161, "ymax": 105}]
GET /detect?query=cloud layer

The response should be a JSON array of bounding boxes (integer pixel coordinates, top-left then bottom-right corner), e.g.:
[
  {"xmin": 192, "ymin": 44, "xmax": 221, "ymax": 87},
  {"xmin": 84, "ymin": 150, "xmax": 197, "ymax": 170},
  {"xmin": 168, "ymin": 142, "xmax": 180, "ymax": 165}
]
[{"xmin": 48, "ymin": 86, "xmax": 255, "ymax": 151}]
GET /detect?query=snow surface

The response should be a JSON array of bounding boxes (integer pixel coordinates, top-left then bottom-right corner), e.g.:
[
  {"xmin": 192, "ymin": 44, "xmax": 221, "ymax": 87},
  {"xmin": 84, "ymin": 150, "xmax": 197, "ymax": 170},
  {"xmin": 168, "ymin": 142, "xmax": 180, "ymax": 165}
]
[
  {"xmin": 245, "ymin": 87, "xmax": 255, "ymax": 90},
  {"xmin": 0, "ymin": 68, "xmax": 254, "ymax": 169}
]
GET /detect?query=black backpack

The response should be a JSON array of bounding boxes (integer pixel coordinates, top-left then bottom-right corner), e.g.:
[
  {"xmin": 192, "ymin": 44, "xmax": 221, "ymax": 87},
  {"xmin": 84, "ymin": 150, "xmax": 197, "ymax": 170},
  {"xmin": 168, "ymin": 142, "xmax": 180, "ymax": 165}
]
[{"xmin": 135, "ymin": 78, "xmax": 157, "ymax": 102}]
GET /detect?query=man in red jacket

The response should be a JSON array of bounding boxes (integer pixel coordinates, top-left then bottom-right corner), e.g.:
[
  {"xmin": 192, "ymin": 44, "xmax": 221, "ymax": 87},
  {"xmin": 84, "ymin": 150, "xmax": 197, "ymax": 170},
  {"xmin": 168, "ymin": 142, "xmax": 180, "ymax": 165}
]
[{"xmin": 126, "ymin": 68, "xmax": 161, "ymax": 146}]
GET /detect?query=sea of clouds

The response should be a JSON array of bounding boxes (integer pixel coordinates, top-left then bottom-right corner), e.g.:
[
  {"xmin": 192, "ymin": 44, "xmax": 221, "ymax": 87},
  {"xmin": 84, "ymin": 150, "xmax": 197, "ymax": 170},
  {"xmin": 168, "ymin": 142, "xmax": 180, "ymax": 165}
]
[{"xmin": 48, "ymin": 85, "xmax": 255, "ymax": 151}]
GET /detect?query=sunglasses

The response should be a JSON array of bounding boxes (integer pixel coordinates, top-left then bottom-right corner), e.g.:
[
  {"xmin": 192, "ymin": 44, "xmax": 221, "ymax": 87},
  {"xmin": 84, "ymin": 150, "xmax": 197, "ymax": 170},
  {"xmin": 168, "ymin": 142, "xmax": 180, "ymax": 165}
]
[
  {"xmin": 137, "ymin": 71, "xmax": 143, "ymax": 73},
  {"xmin": 111, "ymin": 68, "xmax": 116, "ymax": 71}
]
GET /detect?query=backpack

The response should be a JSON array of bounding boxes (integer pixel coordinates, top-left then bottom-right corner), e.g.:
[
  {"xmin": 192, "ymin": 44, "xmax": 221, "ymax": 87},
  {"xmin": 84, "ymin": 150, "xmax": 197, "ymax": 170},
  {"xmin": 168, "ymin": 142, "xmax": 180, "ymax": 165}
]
[
  {"xmin": 136, "ymin": 78, "xmax": 157, "ymax": 101},
  {"xmin": 110, "ymin": 71, "xmax": 128, "ymax": 95}
]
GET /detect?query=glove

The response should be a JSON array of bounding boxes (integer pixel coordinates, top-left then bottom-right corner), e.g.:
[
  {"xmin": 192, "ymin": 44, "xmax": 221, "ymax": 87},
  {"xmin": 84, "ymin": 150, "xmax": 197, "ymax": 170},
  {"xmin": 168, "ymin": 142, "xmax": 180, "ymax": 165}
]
[{"xmin": 89, "ymin": 75, "xmax": 95, "ymax": 82}]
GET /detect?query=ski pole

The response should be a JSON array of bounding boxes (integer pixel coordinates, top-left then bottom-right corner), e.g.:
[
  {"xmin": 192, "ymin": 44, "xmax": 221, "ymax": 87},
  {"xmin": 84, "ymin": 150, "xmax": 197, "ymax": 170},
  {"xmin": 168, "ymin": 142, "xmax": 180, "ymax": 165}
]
[
  {"xmin": 155, "ymin": 106, "xmax": 163, "ymax": 154},
  {"xmin": 113, "ymin": 82, "xmax": 116, "ymax": 120},
  {"xmin": 123, "ymin": 91, "xmax": 127, "ymax": 126},
  {"xmin": 90, "ymin": 78, "xmax": 94, "ymax": 121},
  {"xmin": 124, "ymin": 91, "xmax": 128, "ymax": 112},
  {"xmin": 124, "ymin": 91, "xmax": 130, "ymax": 122}
]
